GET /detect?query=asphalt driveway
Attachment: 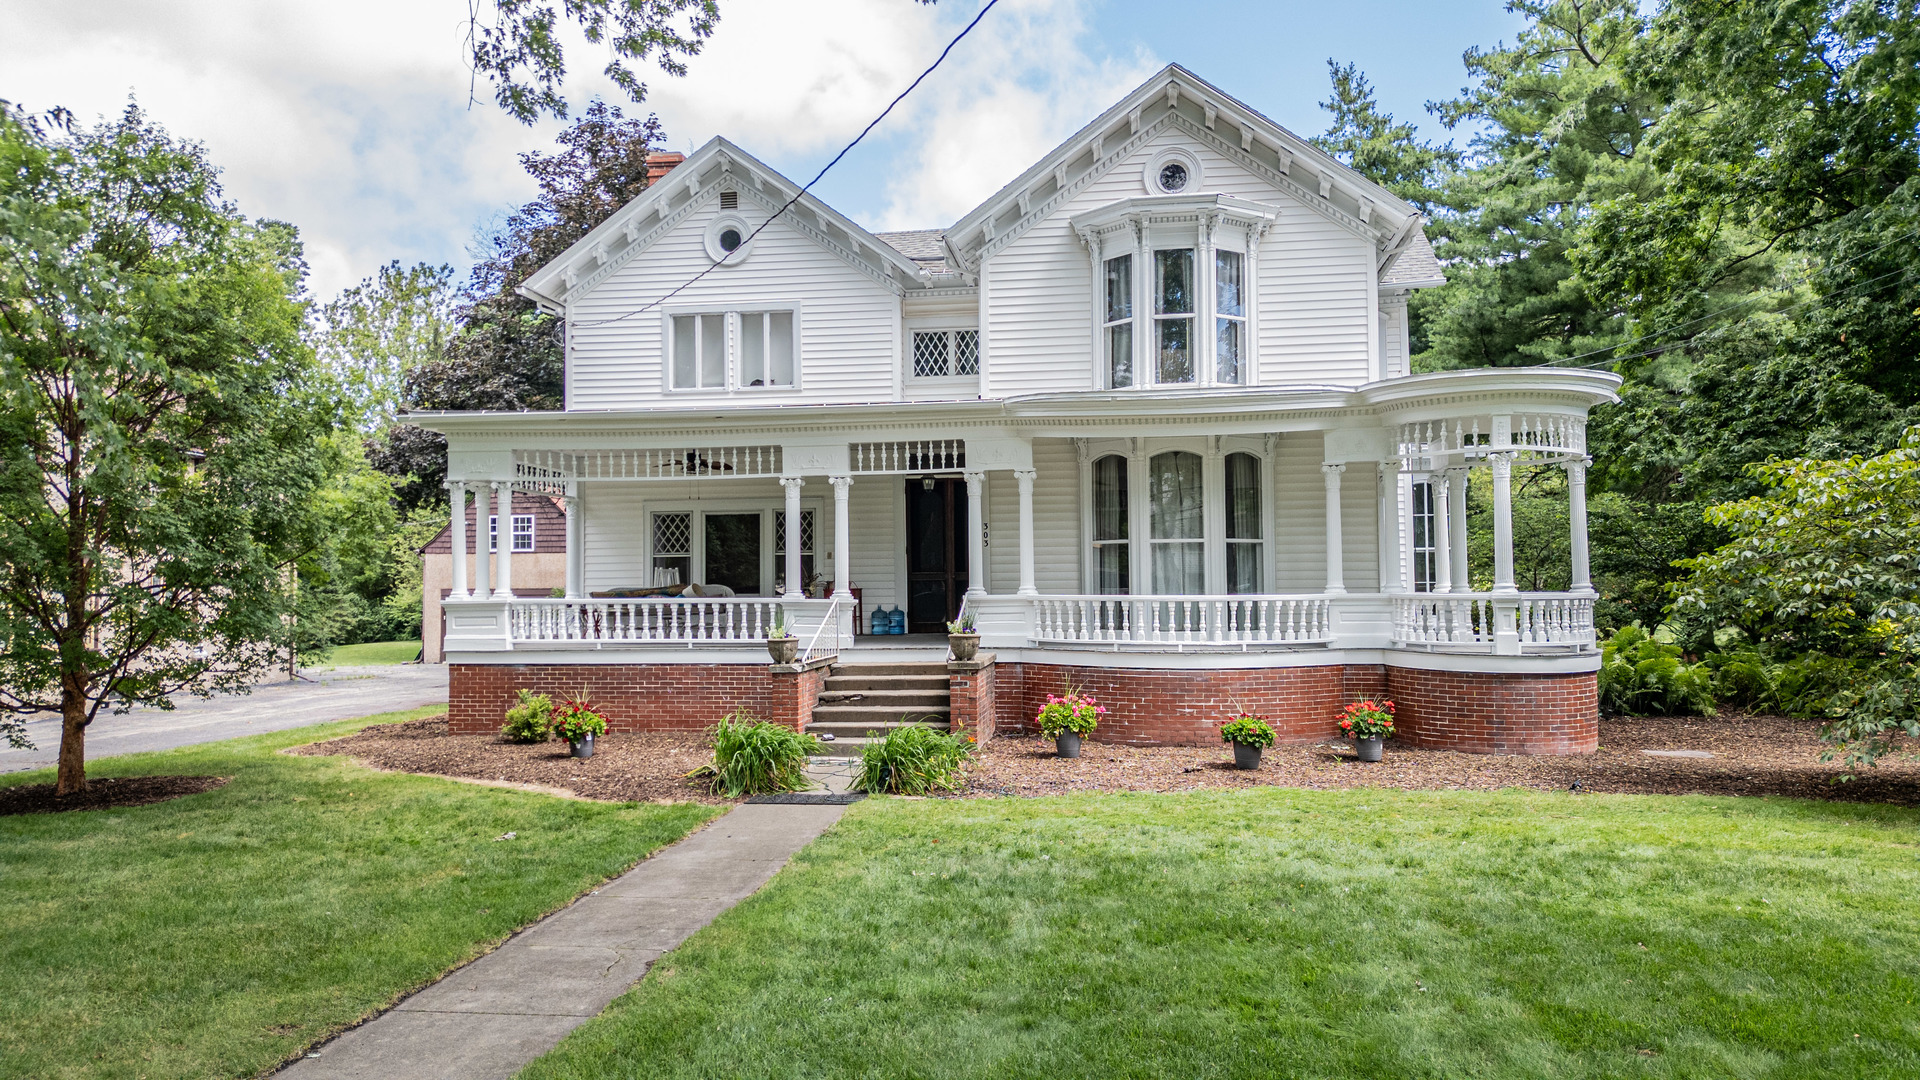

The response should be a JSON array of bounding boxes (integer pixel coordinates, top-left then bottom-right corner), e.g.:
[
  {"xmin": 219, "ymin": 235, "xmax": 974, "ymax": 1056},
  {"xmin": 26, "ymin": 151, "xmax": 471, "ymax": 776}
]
[{"xmin": 1, "ymin": 664, "xmax": 449, "ymax": 774}]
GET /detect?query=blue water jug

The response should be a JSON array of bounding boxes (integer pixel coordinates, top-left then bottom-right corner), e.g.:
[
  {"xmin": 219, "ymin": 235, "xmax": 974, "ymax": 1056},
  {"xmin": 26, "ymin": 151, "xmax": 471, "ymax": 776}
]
[
  {"xmin": 889, "ymin": 606, "xmax": 907, "ymax": 634},
  {"xmin": 869, "ymin": 605, "xmax": 886, "ymax": 636}
]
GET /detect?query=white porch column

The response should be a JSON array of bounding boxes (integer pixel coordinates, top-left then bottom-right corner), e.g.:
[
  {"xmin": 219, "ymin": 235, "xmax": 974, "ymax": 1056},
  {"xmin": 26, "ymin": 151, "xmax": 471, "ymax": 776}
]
[
  {"xmin": 829, "ymin": 475, "xmax": 852, "ymax": 599},
  {"xmin": 475, "ymin": 481, "xmax": 494, "ymax": 600},
  {"xmin": 1015, "ymin": 468, "xmax": 1038, "ymax": 597},
  {"xmin": 1566, "ymin": 456, "xmax": 1593, "ymax": 594},
  {"xmin": 780, "ymin": 476, "xmax": 806, "ymax": 600},
  {"xmin": 564, "ymin": 480, "xmax": 583, "ymax": 599},
  {"xmin": 448, "ymin": 481, "xmax": 469, "ymax": 600},
  {"xmin": 1431, "ymin": 471, "xmax": 1453, "ymax": 594},
  {"xmin": 494, "ymin": 482, "xmax": 514, "ymax": 598},
  {"xmin": 1447, "ymin": 466, "xmax": 1469, "ymax": 591},
  {"xmin": 1377, "ymin": 461, "xmax": 1402, "ymax": 593},
  {"xmin": 1322, "ymin": 463, "xmax": 1347, "ymax": 595},
  {"xmin": 963, "ymin": 469, "xmax": 987, "ymax": 596},
  {"xmin": 1490, "ymin": 453, "xmax": 1516, "ymax": 593}
]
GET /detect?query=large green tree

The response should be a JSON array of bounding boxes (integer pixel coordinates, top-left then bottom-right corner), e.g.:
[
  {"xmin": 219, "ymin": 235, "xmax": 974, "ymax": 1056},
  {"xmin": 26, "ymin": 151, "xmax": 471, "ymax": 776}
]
[
  {"xmin": 317, "ymin": 260, "xmax": 456, "ymax": 430},
  {"xmin": 0, "ymin": 103, "xmax": 338, "ymax": 793}
]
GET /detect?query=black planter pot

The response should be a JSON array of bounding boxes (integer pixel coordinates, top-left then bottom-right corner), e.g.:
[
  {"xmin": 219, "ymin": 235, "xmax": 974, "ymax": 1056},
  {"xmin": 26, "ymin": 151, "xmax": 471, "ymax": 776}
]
[
  {"xmin": 1055, "ymin": 731, "xmax": 1082, "ymax": 758},
  {"xmin": 1232, "ymin": 742, "xmax": 1263, "ymax": 770},
  {"xmin": 570, "ymin": 733, "xmax": 595, "ymax": 759},
  {"xmin": 1355, "ymin": 735, "xmax": 1383, "ymax": 762}
]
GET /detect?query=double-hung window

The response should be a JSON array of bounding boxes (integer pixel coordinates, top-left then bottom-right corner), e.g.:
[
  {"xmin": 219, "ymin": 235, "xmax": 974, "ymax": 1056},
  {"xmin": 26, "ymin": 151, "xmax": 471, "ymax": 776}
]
[
  {"xmin": 910, "ymin": 329, "xmax": 980, "ymax": 378},
  {"xmin": 1148, "ymin": 451, "xmax": 1204, "ymax": 592},
  {"xmin": 1154, "ymin": 249, "xmax": 1196, "ymax": 384},
  {"xmin": 1091, "ymin": 455, "xmax": 1130, "ymax": 593},
  {"xmin": 669, "ymin": 310, "xmax": 796, "ymax": 391},
  {"xmin": 1410, "ymin": 481, "xmax": 1438, "ymax": 592},
  {"xmin": 489, "ymin": 514, "xmax": 535, "ymax": 553},
  {"xmin": 1103, "ymin": 255, "xmax": 1133, "ymax": 388},
  {"xmin": 1225, "ymin": 452, "xmax": 1262, "ymax": 592},
  {"xmin": 1215, "ymin": 250, "xmax": 1245, "ymax": 385}
]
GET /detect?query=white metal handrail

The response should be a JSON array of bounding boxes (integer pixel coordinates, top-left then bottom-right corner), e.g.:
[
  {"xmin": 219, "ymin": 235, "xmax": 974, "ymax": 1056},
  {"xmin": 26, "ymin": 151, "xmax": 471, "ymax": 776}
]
[
  {"xmin": 508, "ymin": 597, "xmax": 783, "ymax": 645},
  {"xmin": 800, "ymin": 594, "xmax": 843, "ymax": 663},
  {"xmin": 1032, "ymin": 594, "xmax": 1335, "ymax": 646}
]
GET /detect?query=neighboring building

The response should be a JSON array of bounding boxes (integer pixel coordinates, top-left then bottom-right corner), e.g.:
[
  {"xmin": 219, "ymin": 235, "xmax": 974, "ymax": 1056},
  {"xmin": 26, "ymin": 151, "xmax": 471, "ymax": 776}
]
[
  {"xmin": 415, "ymin": 65, "xmax": 1618, "ymax": 753},
  {"xmin": 420, "ymin": 495, "xmax": 567, "ymax": 663}
]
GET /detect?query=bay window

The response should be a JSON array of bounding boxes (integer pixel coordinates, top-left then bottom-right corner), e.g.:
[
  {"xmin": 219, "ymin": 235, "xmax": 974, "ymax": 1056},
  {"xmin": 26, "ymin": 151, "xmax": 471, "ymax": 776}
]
[
  {"xmin": 1091, "ymin": 454, "xmax": 1129, "ymax": 593},
  {"xmin": 1103, "ymin": 255, "xmax": 1133, "ymax": 388},
  {"xmin": 1084, "ymin": 443, "xmax": 1268, "ymax": 596},
  {"xmin": 1148, "ymin": 451, "xmax": 1204, "ymax": 592},
  {"xmin": 1154, "ymin": 249, "xmax": 1196, "ymax": 384},
  {"xmin": 1215, "ymin": 250, "xmax": 1245, "ymax": 385},
  {"xmin": 1225, "ymin": 452, "xmax": 1262, "ymax": 592}
]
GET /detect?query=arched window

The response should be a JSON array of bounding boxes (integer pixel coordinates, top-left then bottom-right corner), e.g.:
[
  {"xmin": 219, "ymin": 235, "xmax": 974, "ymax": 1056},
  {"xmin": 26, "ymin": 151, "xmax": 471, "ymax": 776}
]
[
  {"xmin": 1225, "ymin": 452, "xmax": 1262, "ymax": 593},
  {"xmin": 1091, "ymin": 454, "xmax": 1129, "ymax": 593},
  {"xmin": 1149, "ymin": 451, "xmax": 1204, "ymax": 593}
]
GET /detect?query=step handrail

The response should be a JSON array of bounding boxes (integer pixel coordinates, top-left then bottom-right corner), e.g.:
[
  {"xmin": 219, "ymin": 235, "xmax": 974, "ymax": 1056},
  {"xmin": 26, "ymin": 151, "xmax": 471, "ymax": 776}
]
[{"xmin": 800, "ymin": 594, "xmax": 843, "ymax": 664}]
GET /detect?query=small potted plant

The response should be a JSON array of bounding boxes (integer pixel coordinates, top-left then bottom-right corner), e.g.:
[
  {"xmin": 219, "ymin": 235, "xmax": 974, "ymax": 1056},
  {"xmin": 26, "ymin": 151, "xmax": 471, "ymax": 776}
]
[
  {"xmin": 1338, "ymin": 699, "xmax": 1395, "ymax": 762},
  {"xmin": 766, "ymin": 610, "xmax": 799, "ymax": 665},
  {"xmin": 947, "ymin": 610, "xmax": 979, "ymax": 662},
  {"xmin": 1219, "ymin": 713, "xmax": 1276, "ymax": 770},
  {"xmin": 551, "ymin": 691, "xmax": 610, "ymax": 759},
  {"xmin": 1035, "ymin": 680, "xmax": 1104, "ymax": 758}
]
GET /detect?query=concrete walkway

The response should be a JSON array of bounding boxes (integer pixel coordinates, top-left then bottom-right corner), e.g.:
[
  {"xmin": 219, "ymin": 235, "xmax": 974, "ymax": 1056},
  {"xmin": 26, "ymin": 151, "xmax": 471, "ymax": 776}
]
[
  {"xmin": 278, "ymin": 802, "xmax": 846, "ymax": 1080},
  {"xmin": 0, "ymin": 665, "xmax": 448, "ymax": 774}
]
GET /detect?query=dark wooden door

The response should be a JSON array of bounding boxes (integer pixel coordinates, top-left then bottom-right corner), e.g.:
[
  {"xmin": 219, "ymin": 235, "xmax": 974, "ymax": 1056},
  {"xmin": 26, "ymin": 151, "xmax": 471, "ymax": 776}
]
[{"xmin": 906, "ymin": 478, "xmax": 968, "ymax": 632}]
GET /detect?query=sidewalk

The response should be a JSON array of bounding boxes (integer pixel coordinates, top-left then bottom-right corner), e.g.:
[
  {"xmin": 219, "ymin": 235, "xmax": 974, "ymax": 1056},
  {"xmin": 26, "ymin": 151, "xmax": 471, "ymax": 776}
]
[{"xmin": 277, "ymin": 802, "xmax": 845, "ymax": 1080}]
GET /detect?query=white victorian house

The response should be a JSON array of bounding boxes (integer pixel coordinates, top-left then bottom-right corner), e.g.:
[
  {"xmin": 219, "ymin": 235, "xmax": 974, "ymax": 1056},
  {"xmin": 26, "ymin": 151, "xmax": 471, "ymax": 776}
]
[{"xmin": 418, "ymin": 66, "xmax": 1618, "ymax": 754}]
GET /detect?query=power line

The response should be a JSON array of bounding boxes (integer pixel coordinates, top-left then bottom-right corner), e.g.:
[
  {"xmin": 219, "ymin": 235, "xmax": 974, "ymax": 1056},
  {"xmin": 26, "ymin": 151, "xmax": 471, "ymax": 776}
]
[
  {"xmin": 1536, "ymin": 227, "xmax": 1920, "ymax": 369},
  {"xmin": 572, "ymin": 0, "xmax": 1003, "ymax": 329}
]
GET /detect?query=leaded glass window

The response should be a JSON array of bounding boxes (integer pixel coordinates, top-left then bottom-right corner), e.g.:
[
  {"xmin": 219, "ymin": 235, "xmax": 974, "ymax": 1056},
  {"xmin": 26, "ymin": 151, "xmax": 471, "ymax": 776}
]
[{"xmin": 651, "ymin": 512, "xmax": 692, "ymax": 586}]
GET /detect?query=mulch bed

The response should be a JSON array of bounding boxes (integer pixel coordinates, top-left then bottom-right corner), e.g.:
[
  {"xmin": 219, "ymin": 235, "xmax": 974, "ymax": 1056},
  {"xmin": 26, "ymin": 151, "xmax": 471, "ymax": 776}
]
[
  {"xmin": 291, "ymin": 717, "xmax": 733, "ymax": 805},
  {"xmin": 299, "ymin": 713, "xmax": 1920, "ymax": 808},
  {"xmin": 0, "ymin": 775, "xmax": 231, "ymax": 816},
  {"xmin": 967, "ymin": 715, "xmax": 1920, "ymax": 806}
]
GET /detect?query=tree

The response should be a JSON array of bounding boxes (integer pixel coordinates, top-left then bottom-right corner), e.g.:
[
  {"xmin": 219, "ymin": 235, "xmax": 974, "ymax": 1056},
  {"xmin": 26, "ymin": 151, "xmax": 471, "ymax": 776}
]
[
  {"xmin": 0, "ymin": 102, "xmax": 339, "ymax": 794},
  {"xmin": 317, "ymin": 261, "xmax": 456, "ymax": 430},
  {"xmin": 1312, "ymin": 60, "xmax": 1458, "ymax": 216},
  {"xmin": 371, "ymin": 101, "xmax": 664, "ymax": 513},
  {"xmin": 469, "ymin": 0, "xmax": 720, "ymax": 123}
]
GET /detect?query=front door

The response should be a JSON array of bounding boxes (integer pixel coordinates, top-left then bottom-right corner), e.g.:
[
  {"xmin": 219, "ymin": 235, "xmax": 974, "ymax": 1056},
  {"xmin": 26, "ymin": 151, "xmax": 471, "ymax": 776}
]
[{"xmin": 906, "ymin": 478, "xmax": 969, "ymax": 632}]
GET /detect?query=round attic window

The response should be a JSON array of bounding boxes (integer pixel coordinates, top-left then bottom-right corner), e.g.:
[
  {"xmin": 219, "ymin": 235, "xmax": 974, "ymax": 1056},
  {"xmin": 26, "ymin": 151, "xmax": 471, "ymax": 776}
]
[
  {"xmin": 1143, "ymin": 147, "xmax": 1202, "ymax": 196},
  {"xmin": 719, "ymin": 227, "xmax": 743, "ymax": 252},
  {"xmin": 1157, "ymin": 162, "xmax": 1189, "ymax": 192},
  {"xmin": 703, "ymin": 214, "xmax": 753, "ymax": 263}
]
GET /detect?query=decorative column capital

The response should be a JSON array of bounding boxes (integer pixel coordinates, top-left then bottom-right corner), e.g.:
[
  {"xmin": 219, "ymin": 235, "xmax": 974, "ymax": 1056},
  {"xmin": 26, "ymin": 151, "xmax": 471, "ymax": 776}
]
[
  {"xmin": 779, "ymin": 475, "xmax": 807, "ymax": 492},
  {"xmin": 1321, "ymin": 462, "xmax": 1347, "ymax": 481},
  {"xmin": 1561, "ymin": 455, "xmax": 1592, "ymax": 481},
  {"xmin": 961, "ymin": 469, "xmax": 986, "ymax": 486},
  {"xmin": 1013, "ymin": 468, "xmax": 1036, "ymax": 485},
  {"xmin": 827, "ymin": 475, "xmax": 853, "ymax": 493},
  {"xmin": 1487, "ymin": 451, "xmax": 1514, "ymax": 479}
]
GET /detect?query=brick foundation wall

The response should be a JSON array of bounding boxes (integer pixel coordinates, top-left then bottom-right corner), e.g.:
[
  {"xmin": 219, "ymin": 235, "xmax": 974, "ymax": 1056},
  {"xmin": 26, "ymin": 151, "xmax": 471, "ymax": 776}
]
[
  {"xmin": 948, "ymin": 657, "xmax": 997, "ymax": 744},
  {"xmin": 1386, "ymin": 666, "xmax": 1598, "ymax": 755},
  {"xmin": 992, "ymin": 662, "xmax": 1353, "ymax": 746},
  {"xmin": 448, "ymin": 663, "xmax": 782, "ymax": 735},
  {"xmin": 769, "ymin": 662, "xmax": 830, "ymax": 732}
]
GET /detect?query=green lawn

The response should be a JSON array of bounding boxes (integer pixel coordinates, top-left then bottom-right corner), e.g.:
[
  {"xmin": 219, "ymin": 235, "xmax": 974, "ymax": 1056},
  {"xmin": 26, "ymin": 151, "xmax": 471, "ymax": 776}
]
[
  {"xmin": 0, "ymin": 708, "xmax": 719, "ymax": 1080},
  {"xmin": 309, "ymin": 638, "xmax": 422, "ymax": 667},
  {"xmin": 521, "ymin": 788, "xmax": 1920, "ymax": 1080}
]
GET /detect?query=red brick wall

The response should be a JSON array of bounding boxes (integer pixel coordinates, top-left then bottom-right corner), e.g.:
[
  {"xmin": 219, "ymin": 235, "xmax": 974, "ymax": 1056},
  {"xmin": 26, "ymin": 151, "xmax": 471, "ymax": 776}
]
[
  {"xmin": 769, "ymin": 664, "xmax": 829, "ymax": 732},
  {"xmin": 448, "ymin": 663, "xmax": 780, "ymax": 735},
  {"xmin": 1386, "ymin": 667, "xmax": 1598, "ymax": 755},
  {"xmin": 948, "ymin": 660, "xmax": 996, "ymax": 744},
  {"xmin": 992, "ymin": 662, "xmax": 1353, "ymax": 746}
]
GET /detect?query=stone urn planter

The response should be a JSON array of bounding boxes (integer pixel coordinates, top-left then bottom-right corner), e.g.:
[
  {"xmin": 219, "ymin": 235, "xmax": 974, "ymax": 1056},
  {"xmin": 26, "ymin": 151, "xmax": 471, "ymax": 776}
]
[
  {"xmin": 767, "ymin": 636, "xmax": 799, "ymax": 665},
  {"xmin": 1355, "ymin": 735, "xmax": 1384, "ymax": 762},
  {"xmin": 1232, "ymin": 742, "xmax": 1263, "ymax": 770},
  {"xmin": 948, "ymin": 632, "xmax": 980, "ymax": 662},
  {"xmin": 1055, "ymin": 731, "xmax": 1082, "ymax": 758},
  {"xmin": 570, "ymin": 732, "xmax": 596, "ymax": 759}
]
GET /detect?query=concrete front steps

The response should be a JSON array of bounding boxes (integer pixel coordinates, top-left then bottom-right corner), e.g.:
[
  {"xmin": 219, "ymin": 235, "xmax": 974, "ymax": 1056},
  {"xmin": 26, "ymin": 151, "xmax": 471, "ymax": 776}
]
[{"xmin": 806, "ymin": 662, "xmax": 949, "ymax": 757}]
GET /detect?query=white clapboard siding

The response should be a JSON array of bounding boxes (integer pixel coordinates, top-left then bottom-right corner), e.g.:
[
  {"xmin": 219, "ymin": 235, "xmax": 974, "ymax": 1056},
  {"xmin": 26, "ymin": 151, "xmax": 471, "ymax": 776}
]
[
  {"xmin": 1270, "ymin": 432, "xmax": 1328, "ymax": 592},
  {"xmin": 1342, "ymin": 461, "xmax": 1381, "ymax": 592},
  {"xmin": 983, "ymin": 128, "xmax": 1377, "ymax": 398},
  {"xmin": 566, "ymin": 196, "xmax": 900, "ymax": 410},
  {"xmin": 847, "ymin": 476, "xmax": 898, "ymax": 614},
  {"xmin": 985, "ymin": 438, "xmax": 1081, "ymax": 594}
]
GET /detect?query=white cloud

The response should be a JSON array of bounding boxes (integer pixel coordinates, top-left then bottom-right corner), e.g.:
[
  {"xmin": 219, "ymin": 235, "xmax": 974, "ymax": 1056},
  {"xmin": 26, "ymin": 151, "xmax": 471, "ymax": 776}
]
[{"xmin": 0, "ymin": 0, "xmax": 1151, "ymax": 296}]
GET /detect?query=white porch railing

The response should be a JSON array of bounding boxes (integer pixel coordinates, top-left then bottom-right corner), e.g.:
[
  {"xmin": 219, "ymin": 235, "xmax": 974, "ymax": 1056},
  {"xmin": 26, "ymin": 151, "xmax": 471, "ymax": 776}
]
[
  {"xmin": 1392, "ymin": 592, "xmax": 1595, "ymax": 653},
  {"xmin": 1032, "ymin": 594, "xmax": 1335, "ymax": 647},
  {"xmin": 507, "ymin": 597, "xmax": 829, "ymax": 645}
]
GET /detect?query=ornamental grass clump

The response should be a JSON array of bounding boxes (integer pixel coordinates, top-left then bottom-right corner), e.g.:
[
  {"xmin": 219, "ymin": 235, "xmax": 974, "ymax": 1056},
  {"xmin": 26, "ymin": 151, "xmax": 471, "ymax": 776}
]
[
  {"xmin": 855, "ymin": 723, "xmax": 972, "ymax": 795},
  {"xmin": 501, "ymin": 689, "xmax": 555, "ymax": 743},
  {"xmin": 690, "ymin": 710, "xmax": 818, "ymax": 797},
  {"xmin": 550, "ymin": 692, "xmax": 609, "ymax": 744},
  {"xmin": 1338, "ymin": 699, "xmax": 1396, "ymax": 740}
]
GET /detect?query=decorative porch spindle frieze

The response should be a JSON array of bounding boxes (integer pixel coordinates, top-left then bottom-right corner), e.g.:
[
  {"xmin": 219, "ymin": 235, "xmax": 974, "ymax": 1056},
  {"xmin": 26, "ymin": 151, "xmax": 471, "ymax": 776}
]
[
  {"xmin": 512, "ymin": 446, "xmax": 783, "ymax": 483},
  {"xmin": 1396, "ymin": 414, "xmax": 1585, "ymax": 470},
  {"xmin": 849, "ymin": 439, "xmax": 966, "ymax": 474}
]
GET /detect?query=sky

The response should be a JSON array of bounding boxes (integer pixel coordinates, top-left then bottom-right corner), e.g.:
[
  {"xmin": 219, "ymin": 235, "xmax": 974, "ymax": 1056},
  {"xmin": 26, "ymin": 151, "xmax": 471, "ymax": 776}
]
[{"xmin": 0, "ymin": 0, "xmax": 1527, "ymax": 300}]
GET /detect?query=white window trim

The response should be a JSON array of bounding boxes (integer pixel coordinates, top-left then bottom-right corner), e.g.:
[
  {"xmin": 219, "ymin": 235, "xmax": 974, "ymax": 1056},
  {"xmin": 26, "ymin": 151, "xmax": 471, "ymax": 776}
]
[
  {"xmin": 905, "ymin": 323, "xmax": 982, "ymax": 382},
  {"xmin": 488, "ymin": 514, "xmax": 536, "ymax": 553},
  {"xmin": 661, "ymin": 302, "xmax": 804, "ymax": 394},
  {"xmin": 641, "ymin": 497, "xmax": 827, "ymax": 597},
  {"xmin": 1076, "ymin": 436, "xmax": 1269, "ymax": 595}
]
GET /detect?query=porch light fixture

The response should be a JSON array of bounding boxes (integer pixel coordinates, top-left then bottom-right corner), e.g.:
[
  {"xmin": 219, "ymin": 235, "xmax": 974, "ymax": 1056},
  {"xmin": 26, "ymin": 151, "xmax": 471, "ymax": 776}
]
[{"xmin": 922, "ymin": 475, "xmax": 936, "ymax": 491}]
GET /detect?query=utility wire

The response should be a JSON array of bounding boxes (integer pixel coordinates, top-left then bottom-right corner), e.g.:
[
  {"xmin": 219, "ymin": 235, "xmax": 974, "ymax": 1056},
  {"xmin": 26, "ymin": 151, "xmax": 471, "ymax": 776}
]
[
  {"xmin": 1535, "ymin": 227, "xmax": 1920, "ymax": 369},
  {"xmin": 572, "ymin": 0, "xmax": 1002, "ymax": 328}
]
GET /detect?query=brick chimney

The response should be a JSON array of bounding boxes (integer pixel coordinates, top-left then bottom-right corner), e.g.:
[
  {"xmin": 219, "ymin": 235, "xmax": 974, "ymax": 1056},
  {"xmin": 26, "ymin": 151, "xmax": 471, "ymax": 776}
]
[{"xmin": 645, "ymin": 152, "xmax": 685, "ymax": 185}]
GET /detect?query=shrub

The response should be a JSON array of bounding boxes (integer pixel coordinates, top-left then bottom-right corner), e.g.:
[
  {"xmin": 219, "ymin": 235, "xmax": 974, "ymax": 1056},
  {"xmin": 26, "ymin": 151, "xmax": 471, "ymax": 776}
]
[
  {"xmin": 501, "ymin": 690, "xmax": 554, "ymax": 743},
  {"xmin": 550, "ymin": 692, "xmax": 610, "ymax": 743},
  {"xmin": 1597, "ymin": 625, "xmax": 1715, "ymax": 716},
  {"xmin": 690, "ymin": 711, "xmax": 818, "ymax": 797},
  {"xmin": 1337, "ymin": 700, "xmax": 1395, "ymax": 740},
  {"xmin": 854, "ymin": 724, "xmax": 972, "ymax": 795},
  {"xmin": 1035, "ymin": 681, "xmax": 1104, "ymax": 738},
  {"xmin": 1219, "ymin": 714, "xmax": 1276, "ymax": 748}
]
